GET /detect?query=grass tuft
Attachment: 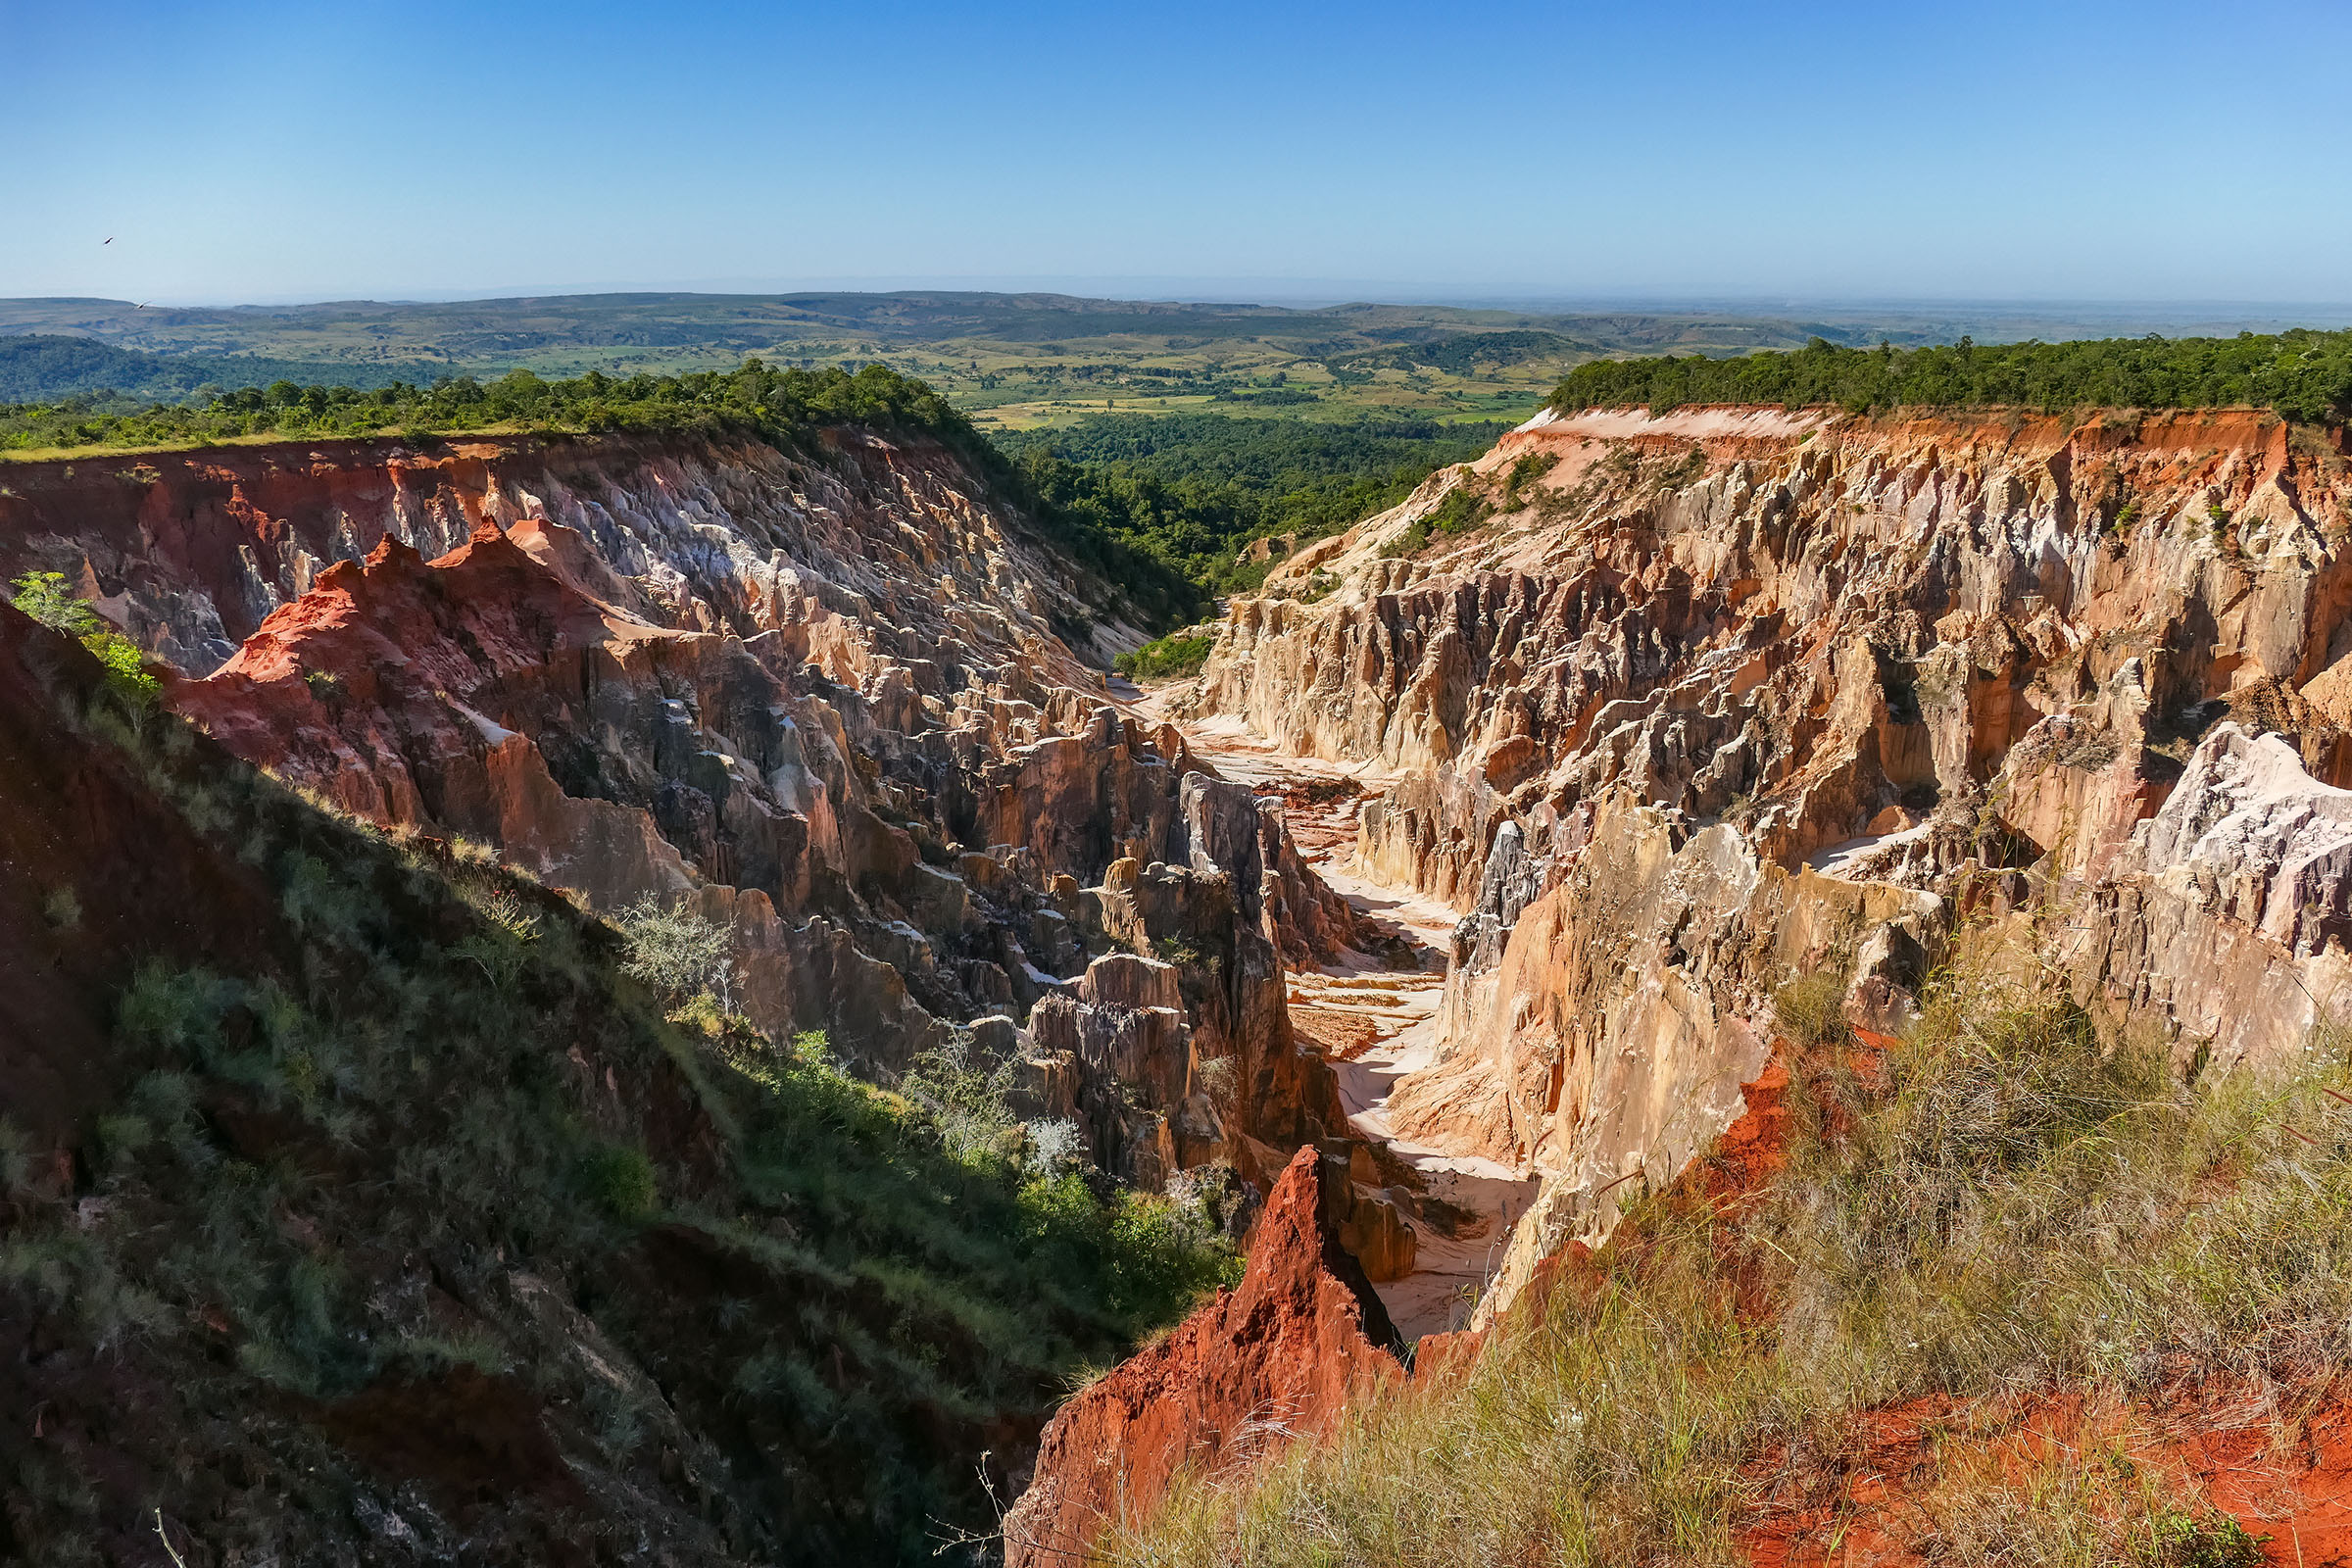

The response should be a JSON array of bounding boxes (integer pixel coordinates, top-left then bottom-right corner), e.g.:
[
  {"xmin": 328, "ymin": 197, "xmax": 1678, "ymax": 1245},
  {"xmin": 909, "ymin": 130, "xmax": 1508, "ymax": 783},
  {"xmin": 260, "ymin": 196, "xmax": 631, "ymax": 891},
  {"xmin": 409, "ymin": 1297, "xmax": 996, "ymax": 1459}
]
[{"xmin": 1110, "ymin": 966, "xmax": 2352, "ymax": 1565}]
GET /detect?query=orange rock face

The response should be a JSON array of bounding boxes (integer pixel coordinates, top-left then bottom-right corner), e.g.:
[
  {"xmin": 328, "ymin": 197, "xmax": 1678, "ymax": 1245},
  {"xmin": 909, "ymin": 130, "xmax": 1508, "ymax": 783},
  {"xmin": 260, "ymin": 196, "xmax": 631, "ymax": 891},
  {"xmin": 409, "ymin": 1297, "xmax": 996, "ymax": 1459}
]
[
  {"xmin": 1003, "ymin": 1146, "xmax": 1404, "ymax": 1567},
  {"xmin": 1173, "ymin": 406, "xmax": 2352, "ymax": 1316}
]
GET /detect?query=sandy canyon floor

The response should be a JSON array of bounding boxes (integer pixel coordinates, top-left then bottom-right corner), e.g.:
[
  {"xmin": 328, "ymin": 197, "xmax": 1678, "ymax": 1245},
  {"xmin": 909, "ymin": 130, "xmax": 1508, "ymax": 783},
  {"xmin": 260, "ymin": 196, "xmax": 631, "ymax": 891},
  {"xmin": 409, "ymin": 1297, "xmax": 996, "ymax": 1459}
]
[{"xmin": 1119, "ymin": 679, "xmax": 1538, "ymax": 1339}]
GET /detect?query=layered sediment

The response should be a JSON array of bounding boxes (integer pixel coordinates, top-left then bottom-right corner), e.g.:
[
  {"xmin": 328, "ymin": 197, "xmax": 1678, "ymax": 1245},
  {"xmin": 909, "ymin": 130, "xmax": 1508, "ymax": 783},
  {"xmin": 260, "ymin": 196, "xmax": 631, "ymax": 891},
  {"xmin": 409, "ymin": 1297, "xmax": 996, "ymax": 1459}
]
[
  {"xmin": 1180, "ymin": 404, "xmax": 2352, "ymax": 1309},
  {"xmin": 13, "ymin": 429, "xmax": 1383, "ymax": 1204}
]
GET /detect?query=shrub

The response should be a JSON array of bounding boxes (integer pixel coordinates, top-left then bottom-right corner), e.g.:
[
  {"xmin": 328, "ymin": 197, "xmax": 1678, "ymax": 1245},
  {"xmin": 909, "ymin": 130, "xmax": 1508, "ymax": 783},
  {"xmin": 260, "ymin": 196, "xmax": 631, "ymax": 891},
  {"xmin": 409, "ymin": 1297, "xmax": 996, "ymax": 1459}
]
[
  {"xmin": 581, "ymin": 1145, "xmax": 659, "ymax": 1220},
  {"xmin": 1114, "ymin": 633, "xmax": 1216, "ymax": 680},
  {"xmin": 1425, "ymin": 483, "xmax": 1490, "ymax": 536},
  {"xmin": 613, "ymin": 894, "xmax": 738, "ymax": 1011},
  {"xmin": 5, "ymin": 569, "xmax": 101, "ymax": 637},
  {"xmin": 898, "ymin": 1032, "xmax": 1024, "ymax": 1168},
  {"xmin": 1503, "ymin": 449, "xmax": 1559, "ymax": 503},
  {"xmin": 5, "ymin": 570, "xmax": 158, "ymax": 704}
]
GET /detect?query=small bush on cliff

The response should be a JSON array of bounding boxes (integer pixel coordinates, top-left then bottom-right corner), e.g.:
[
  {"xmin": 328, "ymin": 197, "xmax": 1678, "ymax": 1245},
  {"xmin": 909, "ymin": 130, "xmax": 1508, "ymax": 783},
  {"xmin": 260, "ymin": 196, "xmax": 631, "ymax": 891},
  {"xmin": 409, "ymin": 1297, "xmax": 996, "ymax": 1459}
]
[
  {"xmin": 1114, "ymin": 632, "xmax": 1216, "ymax": 680},
  {"xmin": 1502, "ymin": 448, "xmax": 1558, "ymax": 504},
  {"xmin": 6, "ymin": 569, "xmax": 159, "ymax": 704},
  {"xmin": 899, "ymin": 1032, "xmax": 1025, "ymax": 1167},
  {"xmin": 614, "ymin": 893, "xmax": 739, "ymax": 1013},
  {"xmin": 1115, "ymin": 965, "xmax": 2352, "ymax": 1566}
]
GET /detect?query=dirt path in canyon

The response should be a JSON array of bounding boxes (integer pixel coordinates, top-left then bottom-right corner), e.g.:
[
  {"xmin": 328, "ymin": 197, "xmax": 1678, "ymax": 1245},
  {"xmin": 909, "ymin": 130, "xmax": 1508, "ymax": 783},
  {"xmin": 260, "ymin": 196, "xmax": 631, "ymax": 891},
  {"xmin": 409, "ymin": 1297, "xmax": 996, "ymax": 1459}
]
[{"xmin": 1121, "ymin": 684, "xmax": 1540, "ymax": 1339}]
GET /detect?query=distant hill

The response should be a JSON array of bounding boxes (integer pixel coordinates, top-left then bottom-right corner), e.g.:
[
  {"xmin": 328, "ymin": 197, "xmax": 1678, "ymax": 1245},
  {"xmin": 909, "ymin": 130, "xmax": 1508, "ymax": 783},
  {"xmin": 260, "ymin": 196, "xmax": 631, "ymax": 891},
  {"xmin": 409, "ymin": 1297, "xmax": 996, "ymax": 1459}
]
[
  {"xmin": 0, "ymin": 293, "xmax": 1884, "ymax": 429},
  {"xmin": 0, "ymin": 334, "xmax": 415, "ymax": 403},
  {"xmin": 14, "ymin": 291, "xmax": 2352, "ymax": 430}
]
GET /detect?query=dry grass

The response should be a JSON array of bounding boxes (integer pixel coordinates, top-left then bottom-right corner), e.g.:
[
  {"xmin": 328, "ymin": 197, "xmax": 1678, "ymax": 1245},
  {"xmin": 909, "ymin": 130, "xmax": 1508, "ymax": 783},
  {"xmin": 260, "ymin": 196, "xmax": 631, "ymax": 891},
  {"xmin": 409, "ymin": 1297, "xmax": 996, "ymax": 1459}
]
[{"xmin": 1107, "ymin": 967, "xmax": 2335, "ymax": 1566}]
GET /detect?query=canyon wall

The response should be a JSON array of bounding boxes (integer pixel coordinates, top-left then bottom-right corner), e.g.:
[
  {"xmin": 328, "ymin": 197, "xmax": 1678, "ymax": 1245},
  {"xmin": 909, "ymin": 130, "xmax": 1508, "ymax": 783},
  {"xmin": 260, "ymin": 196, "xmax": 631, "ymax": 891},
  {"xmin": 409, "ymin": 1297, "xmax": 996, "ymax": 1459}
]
[
  {"xmin": 4, "ymin": 431, "xmax": 1368, "ymax": 1195},
  {"xmin": 1184, "ymin": 405, "xmax": 2352, "ymax": 1309},
  {"xmin": 1003, "ymin": 1146, "xmax": 1404, "ymax": 1568}
]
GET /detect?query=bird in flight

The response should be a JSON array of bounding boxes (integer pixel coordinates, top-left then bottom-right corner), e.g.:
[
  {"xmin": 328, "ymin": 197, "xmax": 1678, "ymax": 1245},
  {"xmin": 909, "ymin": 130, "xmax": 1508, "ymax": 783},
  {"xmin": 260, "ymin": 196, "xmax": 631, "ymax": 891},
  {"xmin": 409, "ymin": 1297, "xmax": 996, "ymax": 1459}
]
[
  {"xmin": 134, "ymin": 302, "xmax": 151, "ymax": 311},
  {"xmin": 104, "ymin": 236, "xmax": 113, "ymax": 245}
]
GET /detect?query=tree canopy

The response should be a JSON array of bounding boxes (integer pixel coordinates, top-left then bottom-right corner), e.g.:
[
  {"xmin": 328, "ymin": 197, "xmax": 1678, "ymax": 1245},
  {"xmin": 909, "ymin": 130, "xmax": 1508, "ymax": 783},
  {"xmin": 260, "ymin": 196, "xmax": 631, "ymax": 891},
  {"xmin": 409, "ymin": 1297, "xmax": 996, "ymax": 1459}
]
[
  {"xmin": 1547, "ymin": 329, "xmax": 2352, "ymax": 424},
  {"xmin": 995, "ymin": 413, "xmax": 1509, "ymax": 594},
  {"xmin": 0, "ymin": 359, "xmax": 979, "ymax": 456}
]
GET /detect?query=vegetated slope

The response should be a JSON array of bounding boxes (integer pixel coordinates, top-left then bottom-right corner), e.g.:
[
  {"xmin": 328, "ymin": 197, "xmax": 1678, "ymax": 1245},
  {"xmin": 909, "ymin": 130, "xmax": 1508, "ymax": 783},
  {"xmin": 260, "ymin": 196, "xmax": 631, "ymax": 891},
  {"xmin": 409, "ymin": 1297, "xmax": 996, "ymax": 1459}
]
[
  {"xmin": 1112, "ymin": 967, "xmax": 2348, "ymax": 1565},
  {"xmin": 997, "ymin": 399, "xmax": 2352, "ymax": 1558},
  {"xmin": 993, "ymin": 414, "xmax": 1511, "ymax": 593},
  {"xmin": 1550, "ymin": 327, "xmax": 2352, "ymax": 421},
  {"xmin": 0, "ymin": 334, "xmax": 415, "ymax": 403},
  {"xmin": 0, "ymin": 602, "xmax": 1235, "ymax": 1567}
]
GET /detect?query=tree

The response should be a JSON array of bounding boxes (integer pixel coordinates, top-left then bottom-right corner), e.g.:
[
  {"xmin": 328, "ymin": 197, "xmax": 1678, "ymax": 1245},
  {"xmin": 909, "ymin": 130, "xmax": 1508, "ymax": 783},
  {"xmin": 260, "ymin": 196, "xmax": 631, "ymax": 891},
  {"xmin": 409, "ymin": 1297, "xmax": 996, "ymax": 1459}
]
[
  {"xmin": 613, "ymin": 895, "xmax": 739, "ymax": 1013},
  {"xmin": 5, "ymin": 571, "xmax": 157, "ymax": 704},
  {"xmin": 6, "ymin": 571, "xmax": 103, "ymax": 637}
]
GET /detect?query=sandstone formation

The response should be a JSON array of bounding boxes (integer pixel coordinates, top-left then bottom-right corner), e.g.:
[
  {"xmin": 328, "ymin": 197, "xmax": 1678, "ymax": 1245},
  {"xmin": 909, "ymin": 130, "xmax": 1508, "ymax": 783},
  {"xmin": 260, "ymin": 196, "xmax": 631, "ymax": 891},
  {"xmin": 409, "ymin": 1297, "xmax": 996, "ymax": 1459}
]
[
  {"xmin": 1178, "ymin": 405, "xmax": 2352, "ymax": 1315},
  {"xmin": 9, "ymin": 430, "xmax": 1392, "ymax": 1226},
  {"xmin": 1002, "ymin": 1146, "xmax": 1404, "ymax": 1568},
  {"xmin": 0, "ymin": 430, "xmax": 1145, "ymax": 675}
]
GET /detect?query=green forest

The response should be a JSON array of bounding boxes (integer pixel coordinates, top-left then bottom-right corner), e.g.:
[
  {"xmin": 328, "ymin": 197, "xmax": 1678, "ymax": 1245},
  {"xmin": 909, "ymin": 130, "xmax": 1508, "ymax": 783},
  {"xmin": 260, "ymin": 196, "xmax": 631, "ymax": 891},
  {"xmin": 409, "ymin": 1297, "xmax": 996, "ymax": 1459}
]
[
  {"xmin": 0, "ymin": 334, "xmax": 413, "ymax": 404},
  {"xmin": 1548, "ymin": 328, "xmax": 2352, "ymax": 423},
  {"xmin": 997, "ymin": 413, "xmax": 1507, "ymax": 595},
  {"xmin": 0, "ymin": 360, "xmax": 976, "ymax": 456}
]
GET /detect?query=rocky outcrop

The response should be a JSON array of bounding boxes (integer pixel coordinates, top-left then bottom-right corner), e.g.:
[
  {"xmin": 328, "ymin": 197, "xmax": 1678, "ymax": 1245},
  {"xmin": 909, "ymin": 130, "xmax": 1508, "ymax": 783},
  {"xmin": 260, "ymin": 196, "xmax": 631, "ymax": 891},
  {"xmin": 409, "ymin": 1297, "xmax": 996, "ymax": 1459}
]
[
  {"xmin": 2072, "ymin": 721, "xmax": 2352, "ymax": 1071},
  {"xmin": 1017, "ymin": 773, "xmax": 1357, "ymax": 1191},
  {"xmin": 0, "ymin": 430, "xmax": 1145, "ymax": 675},
  {"xmin": 1003, "ymin": 1146, "xmax": 1404, "ymax": 1568},
  {"xmin": 1176, "ymin": 771, "xmax": 1359, "ymax": 965},
  {"xmin": 53, "ymin": 431, "xmax": 1375, "ymax": 1231},
  {"xmin": 1179, "ymin": 405, "xmax": 2352, "ymax": 1322}
]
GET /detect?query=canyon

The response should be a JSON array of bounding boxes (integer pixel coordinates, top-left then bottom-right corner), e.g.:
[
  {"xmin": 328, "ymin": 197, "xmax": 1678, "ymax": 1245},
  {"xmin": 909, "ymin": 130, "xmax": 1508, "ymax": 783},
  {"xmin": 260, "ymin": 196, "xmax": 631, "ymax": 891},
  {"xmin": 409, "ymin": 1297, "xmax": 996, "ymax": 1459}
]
[
  {"xmin": 1025, "ymin": 400, "xmax": 2352, "ymax": 1560},
  {"xmin": 11, "ymin": 394, "xmax": 2352, "ymax": 1563},
  {"xmin": 1184, "ymin": 404, "xmax": 2352, "ymax": 1320}
]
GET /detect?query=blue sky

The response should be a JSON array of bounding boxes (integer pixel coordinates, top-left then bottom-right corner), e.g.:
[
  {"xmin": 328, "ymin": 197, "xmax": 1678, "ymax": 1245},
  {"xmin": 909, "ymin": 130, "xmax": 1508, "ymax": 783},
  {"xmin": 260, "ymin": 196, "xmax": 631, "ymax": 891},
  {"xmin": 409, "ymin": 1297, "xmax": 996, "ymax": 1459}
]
[{"xmin": 6, "ymin": 0, "xmax": 2350, "ymax": 307}]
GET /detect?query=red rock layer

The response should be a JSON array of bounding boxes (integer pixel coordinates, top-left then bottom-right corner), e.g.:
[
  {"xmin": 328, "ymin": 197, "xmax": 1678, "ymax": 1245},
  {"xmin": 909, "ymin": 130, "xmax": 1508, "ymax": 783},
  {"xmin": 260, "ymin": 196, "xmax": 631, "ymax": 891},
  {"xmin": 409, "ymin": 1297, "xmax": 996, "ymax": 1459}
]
[{"xmin": 1003, "ymin": 1146, "xmax": 1405, "ymax": 1567}]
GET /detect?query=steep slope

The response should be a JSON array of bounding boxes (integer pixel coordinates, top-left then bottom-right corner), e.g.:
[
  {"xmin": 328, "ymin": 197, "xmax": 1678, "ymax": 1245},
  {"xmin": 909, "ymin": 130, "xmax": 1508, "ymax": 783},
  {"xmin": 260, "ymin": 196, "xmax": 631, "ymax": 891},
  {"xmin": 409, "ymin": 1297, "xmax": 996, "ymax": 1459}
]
[
  {"xmin": 0, "ymin": 427, "xmax": 1138, "ymax": 675},
  {"xmin": 0, "ymin": 604, "xmax": 1244, "ymax": 1566},
  {"xmin": 1003, "ymin": 1147, "xmax": 1404, "ymax": 1568}
]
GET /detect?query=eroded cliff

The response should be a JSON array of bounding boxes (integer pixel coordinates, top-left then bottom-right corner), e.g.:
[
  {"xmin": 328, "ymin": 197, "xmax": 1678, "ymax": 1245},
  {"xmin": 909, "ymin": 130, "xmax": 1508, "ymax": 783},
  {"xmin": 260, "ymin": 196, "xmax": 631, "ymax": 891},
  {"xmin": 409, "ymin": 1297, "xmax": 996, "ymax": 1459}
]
[
  {"xmin": 1180, "ymin": 403, "xmax": 2352, "ymax": 1309},
  {"xmin": 11, "ymin": 429, "xmax": 1388, "ymax": 1203}
]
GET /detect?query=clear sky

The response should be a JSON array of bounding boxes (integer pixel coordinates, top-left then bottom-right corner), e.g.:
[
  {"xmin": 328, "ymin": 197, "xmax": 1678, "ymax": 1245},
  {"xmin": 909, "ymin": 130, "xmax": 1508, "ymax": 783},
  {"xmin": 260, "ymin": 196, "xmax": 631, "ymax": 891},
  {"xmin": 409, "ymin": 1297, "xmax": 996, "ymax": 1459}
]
[{"xmin": 6, "ymin": 0, "xmax": 2349, "ymax": 307}]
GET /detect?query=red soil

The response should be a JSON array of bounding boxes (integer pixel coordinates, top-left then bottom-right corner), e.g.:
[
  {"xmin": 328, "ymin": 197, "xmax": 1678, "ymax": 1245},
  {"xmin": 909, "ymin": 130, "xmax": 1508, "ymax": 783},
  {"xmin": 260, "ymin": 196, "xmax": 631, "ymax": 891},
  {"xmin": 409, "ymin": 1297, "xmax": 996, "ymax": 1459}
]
[{"xmin": 1003, "ymin": 1146, "xmax": 1404, "ymax": 1567}]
